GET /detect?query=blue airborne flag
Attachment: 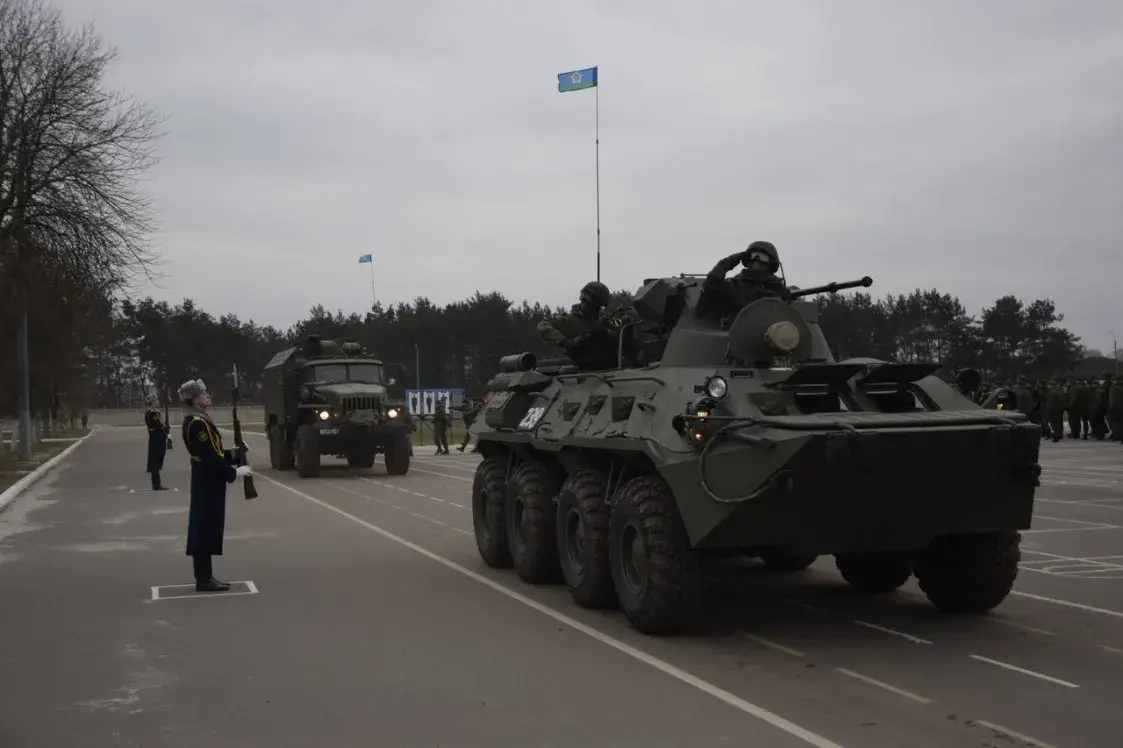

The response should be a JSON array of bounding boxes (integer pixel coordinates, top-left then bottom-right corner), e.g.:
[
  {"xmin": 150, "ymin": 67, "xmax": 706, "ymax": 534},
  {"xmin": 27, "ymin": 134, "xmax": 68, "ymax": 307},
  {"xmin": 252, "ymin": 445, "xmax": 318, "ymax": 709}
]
[
  {"xmin": 358, "ymin": 254, "xmax": 372, "ymax": 264},
  {"xmin": 558, "ymin": 66, "xmax": 597, "ymax": 93}
]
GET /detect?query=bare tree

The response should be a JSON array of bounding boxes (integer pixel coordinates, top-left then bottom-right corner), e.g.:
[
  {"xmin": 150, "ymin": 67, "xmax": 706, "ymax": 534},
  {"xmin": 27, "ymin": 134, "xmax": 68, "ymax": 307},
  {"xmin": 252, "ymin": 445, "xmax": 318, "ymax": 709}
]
[{"xmin": 0, "ymin": 0, "xmax": 163, "ymax": 453}]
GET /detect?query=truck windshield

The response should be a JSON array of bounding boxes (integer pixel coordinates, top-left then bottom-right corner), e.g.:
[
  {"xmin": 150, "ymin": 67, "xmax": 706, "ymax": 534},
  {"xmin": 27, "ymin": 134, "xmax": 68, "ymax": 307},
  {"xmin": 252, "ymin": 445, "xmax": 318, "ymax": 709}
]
[{"xmin": 307, "ymin": 363, "xmax": 383, "ymax": 383}]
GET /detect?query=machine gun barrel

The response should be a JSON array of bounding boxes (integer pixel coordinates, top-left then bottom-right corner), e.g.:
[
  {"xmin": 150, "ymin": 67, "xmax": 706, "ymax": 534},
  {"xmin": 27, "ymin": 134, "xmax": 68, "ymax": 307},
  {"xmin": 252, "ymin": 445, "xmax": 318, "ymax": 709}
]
[
  {"xmin": 499, "ymin": 352, "xmax": 537, "ymax": 373},
  {"xmin": 786, "ymin": 276, "xmax": 873, "ymax": 301}
]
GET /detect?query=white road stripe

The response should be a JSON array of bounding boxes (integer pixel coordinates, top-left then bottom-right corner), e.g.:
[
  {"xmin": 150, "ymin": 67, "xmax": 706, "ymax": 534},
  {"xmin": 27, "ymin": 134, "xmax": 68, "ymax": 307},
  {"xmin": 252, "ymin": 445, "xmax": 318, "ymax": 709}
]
[
  {"xmin": 971, "ymin": 719, "xmax": 1059, "ymax": 748},
  {"xmin": 833, "ymin": 668, "xmax": 933, "ymax": 704},
  {"xmin": 853, "ymin": 620, "xmax": 932, "ymax": 645},
  {"xmin": 740, "ymin": 633, "xmax": 805, "ymax": 658},
  {"xmin": 968, "ymin": 655, "xmax": 1079, "ymax": 688},
  {"xmin": 258, "ymin": 473, "xmax": 849, "ymax": 748}
]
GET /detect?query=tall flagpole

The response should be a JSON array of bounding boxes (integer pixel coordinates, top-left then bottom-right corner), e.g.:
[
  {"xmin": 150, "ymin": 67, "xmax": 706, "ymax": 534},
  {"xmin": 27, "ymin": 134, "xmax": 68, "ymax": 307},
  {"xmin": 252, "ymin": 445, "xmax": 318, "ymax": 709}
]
[
  {"xmin": 595, "ymin": 80, "xmax": 601, "ymax": 283},
  {"xmin": 369, "ymin": 260, "xmax": 376, "ymax": 311}
]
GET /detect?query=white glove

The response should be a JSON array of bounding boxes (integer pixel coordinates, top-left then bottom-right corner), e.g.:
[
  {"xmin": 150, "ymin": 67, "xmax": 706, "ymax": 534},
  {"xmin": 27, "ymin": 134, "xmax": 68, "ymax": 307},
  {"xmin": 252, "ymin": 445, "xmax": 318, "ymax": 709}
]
[{"xmin": 235, "ymin": 465, "xmax": 254, "ymax": 478}]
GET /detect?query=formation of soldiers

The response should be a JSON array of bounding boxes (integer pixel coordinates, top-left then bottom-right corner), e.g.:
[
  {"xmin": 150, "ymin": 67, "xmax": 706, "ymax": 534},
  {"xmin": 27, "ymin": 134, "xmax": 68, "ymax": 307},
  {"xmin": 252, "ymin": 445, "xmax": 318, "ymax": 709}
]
[{"xmin": 972, "ymin": 375, "xmax": 1123, "ymax": 442}]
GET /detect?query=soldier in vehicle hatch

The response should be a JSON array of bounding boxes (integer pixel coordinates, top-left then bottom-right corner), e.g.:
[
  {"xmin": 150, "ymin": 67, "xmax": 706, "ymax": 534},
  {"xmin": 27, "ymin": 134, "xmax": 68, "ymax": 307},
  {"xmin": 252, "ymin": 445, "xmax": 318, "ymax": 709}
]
[
  {"xmin": 696, "ymin": 240, "xmax": 786, "ymax": 325},
  {"xmin": 537, "ymin": 281, "xmax": 616, "ymax": 369}
]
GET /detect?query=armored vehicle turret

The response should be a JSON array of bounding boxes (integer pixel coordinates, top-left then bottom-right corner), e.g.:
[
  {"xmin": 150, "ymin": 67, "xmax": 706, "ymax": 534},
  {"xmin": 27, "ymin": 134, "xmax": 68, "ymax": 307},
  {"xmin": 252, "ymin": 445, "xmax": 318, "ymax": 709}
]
[
  {"xmin": 469, "ymin": 273, "xmax": 1041, "ymax": 635},
  {"xmin": 262, "ymin": 335, "xmax": 412, "ymax": 477}
]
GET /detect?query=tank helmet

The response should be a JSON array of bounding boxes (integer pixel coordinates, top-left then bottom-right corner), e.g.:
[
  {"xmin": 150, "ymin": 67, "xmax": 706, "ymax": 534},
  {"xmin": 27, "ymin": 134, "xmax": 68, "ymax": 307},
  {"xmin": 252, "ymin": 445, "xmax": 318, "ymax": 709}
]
[
  {"xmin": 741, "ymin": 240, "xmax": 780, "ymax": 273},
  {"xmin": 580, "ymin": 281, "xmax": 611, "ymax": 306}
]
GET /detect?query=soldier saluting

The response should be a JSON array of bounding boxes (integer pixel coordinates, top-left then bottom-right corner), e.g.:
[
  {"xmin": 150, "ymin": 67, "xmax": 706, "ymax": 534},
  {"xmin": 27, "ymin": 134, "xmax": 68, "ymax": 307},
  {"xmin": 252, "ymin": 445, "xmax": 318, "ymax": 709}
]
[
  {"xmin": 143, "ymin": 393, "xmax": 170, "ymax": 490},
  {"xmin": 178, "ymin": 378, "xmax": 255, "ymax": 592}
]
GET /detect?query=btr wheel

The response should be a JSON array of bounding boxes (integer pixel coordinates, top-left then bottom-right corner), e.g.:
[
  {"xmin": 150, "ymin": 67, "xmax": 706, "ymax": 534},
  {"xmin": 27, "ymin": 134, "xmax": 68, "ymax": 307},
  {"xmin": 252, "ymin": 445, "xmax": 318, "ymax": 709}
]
[
  {"xmin": 506, "ymin": 461, "xmax": 563, "ymax": 584},
  {"xmin": 472, "ymin": 456, "xmax": 511, "ymax": 568},
  {"xmin": 915, "ymin": 532, "xmax": 1020, "ymax": 614},
  {"xmin": 835, "ymin": 551, "xmax": 913, "ymax": 594},
  {"xmin": 609, "ymin": 475, "xmax": 701, "ymax": 635},
  {"xmin": 556, "ymin": 469, "xmax": 616, "ymax": 609}
]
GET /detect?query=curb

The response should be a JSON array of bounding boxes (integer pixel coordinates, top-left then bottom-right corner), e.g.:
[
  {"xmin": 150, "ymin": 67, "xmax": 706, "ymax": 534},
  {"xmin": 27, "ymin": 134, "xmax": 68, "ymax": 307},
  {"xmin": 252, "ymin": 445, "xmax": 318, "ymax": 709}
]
[{"xmin": 0, "ymin": 429, "xmax": 97, "ymax": 515}]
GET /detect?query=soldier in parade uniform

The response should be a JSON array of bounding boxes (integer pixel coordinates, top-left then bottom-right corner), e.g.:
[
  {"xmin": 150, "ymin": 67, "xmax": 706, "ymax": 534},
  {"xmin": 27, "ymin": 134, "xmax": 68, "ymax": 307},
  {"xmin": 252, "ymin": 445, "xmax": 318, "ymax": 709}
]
[
  {"xmin": 432, "ymin": 401, "xmax": 451, "ymax": 455},
  {"xmin": 178, "ymin": 378, "xmax": 254, "ymax": 592},
  {"xmin": 144, "ymin": 394, "xmax": 171, "ymax": 490},
  {"xmin": 696, "ymin": 240, "xmax": 786, "ymax": 325},
  {"xmin": 537, "ymin": 281, "xmax": 615, "ymax": 369}
]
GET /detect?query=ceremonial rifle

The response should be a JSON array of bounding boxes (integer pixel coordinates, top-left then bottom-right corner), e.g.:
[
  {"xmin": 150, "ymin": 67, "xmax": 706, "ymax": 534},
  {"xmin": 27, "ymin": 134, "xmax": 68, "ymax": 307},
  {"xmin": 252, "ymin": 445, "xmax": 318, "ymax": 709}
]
[
  {"xmin": 231, "ymin": 363, "xmax": 258, "ymax": 500},
  {"xmin": 164, "ymin": 387, "xmax": 173, "ymax": 450}
]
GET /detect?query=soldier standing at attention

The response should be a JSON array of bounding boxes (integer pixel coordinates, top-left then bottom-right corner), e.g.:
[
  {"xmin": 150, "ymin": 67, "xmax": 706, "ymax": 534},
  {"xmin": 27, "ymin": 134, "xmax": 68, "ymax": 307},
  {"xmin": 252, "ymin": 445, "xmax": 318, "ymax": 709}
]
[
  {"xmin": 144, "ymin": 393, "xmax": 170, "ymax": 490},
  {"xmin": 178, "ymin": 379, "xmax": 254, "ymax": 592},
  {"xmin": 1045, "ymin": 379, "xmax": 1065, "ymax": 444},
  {"xmin": 432, "ymin": 401, "xmax": 450, "ymax": 455},
  {"xmin": 1091, "ymin": 374, "xmax": 1110, "ymax": 439},
  {"xmin": 457, "ymin": 397, "xmax": 481, "ymax": 453},
  {"xmin": 1067, "ymin": 378, "xmax": 1091, "ymax": 439}
]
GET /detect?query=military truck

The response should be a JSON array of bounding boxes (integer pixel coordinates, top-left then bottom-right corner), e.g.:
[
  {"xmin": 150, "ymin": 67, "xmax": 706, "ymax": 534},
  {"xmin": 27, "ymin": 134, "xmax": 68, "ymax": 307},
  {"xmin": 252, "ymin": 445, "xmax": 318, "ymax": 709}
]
[
  {"xmin": 468, "ymin": 274, "xmax": 1041, "ymax": 635},
  {"xmin": 262, "ymin": 335, "xmax": 412, "ymax": 478}
]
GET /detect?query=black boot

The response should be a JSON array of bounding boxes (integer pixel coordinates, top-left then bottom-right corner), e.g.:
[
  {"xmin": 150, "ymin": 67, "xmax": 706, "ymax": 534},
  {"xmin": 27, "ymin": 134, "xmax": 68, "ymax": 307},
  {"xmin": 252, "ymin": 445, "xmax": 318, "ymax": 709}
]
[
  {"xmin": 193, "ymin": 555, "xmax": 230, "ymax": 592},
  {"xmin": 151, "ymin": 470, "xmax": 168, "ymax": 491}
]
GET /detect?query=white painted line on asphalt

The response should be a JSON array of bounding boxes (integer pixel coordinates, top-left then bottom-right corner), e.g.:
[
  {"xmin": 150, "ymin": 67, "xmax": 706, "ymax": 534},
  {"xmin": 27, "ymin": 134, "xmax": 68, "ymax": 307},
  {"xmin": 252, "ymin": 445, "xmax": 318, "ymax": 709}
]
[
  {"xmin": 1032, "ymin": 513, "xmax": 1119, "ymax": 527},
  {"xmin": 740, "ymin": 633, "xmax": 805, "ymax": 658},
  {"xmin": 404, "ymin": 465, "xmax": 473, "ymax": 482},
  {"xmin": 259, "ymin": 474, "xmax": 850, "ymax": 748},
  {"xmin": 987, "ymin": 618, "xmax": 1055, "ymax": 637},
  {"xmin": 129, "ymin": 487, "xmax": 180, "ymax": 493},
  {"xmin": 1099, "ymin": 644, "xmax": 1123, "ymax": 654},
  {"xmin": 853, "ymin": 620, "xmax": 932, "ymax": 645},
  {"xmin": 834, "ymin": 668, "xmax": 933, "ymax": 705},
  {"xmin": 970, "ymin": 719, "xmax": 1059, "ymax": 748},
  {"xmin": 783, "ymin": 599, "xmax": 826, "ymax": 613},
  {"xmin": 1022, "ymin": 525, "xmax": 1119, "ymax": 534},
  {"xmin": 1011, "ymin": 590, "xmax": 1123, "ymax": 619},
  {"xmin": 359, "ymin": 476, "xmax": 468, "ymax": 509},
  {"xmin": 968, "ymin": 655, "xmax": 1079, "ymax": 689},
  {"xmin": 149, "ymin": 582, "xmax": 260, "ymax": 601},
  {"xmin": 1035, "ymin": 498, "xmax": 1123, "ymax": 511}
]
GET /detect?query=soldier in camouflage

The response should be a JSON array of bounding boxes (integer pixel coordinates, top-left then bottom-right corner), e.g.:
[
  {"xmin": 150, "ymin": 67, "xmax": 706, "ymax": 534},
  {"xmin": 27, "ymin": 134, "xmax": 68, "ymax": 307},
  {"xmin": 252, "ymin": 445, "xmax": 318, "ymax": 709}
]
[
  {"xmin": 457, "ymin": 397, "xmax": 481, "ymax": 453},
  {"xmin": 1066, "ymin": 377, "xmax": 1091, "ymax": 439},
  {"xmin": 1045, "ymin": 378, "xmax": 1065, "ymax": 443},
  {"xmin": 432, "ymin": 401, "xmax": 451, "ymax": 455},
  {"xmin": 537, "ymin": 281, "xmax": 615, "ymax": 368},
  {"xmin": 696, "ymin": 240, "xmax": 786, "ymax": 325}
]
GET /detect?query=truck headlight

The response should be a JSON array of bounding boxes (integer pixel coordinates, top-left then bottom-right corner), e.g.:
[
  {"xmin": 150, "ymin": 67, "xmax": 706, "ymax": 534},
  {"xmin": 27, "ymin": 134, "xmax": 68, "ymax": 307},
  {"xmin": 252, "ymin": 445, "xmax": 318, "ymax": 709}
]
[
  {"xmin": 387, "ymin": 408, "xmax": 399, "ymax": 418},
  {"xmin": 318, "ymin": 410, "xmax": 330, "ymax": 421}
]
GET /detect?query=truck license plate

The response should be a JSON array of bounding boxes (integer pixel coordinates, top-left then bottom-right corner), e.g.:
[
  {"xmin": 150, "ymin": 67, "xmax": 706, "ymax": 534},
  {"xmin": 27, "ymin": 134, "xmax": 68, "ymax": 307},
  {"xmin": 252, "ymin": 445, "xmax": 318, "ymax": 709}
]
[{"xmin": 319, "ymin": 427, "xmax": 339, "ymax": 435}]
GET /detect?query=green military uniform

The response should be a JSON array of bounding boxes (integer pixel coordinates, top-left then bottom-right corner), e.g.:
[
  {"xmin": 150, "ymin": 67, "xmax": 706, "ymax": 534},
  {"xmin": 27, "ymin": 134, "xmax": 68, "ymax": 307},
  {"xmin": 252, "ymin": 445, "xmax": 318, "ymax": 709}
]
[
  {"xmin": 1067, "ymin": 379, "xmax": 1091, "ymax": 439},
  {"xmin": 457, "ymin": 398, "xmax": 481, "ymax": 452},
  {"xmin": 1091, "ymin": 375, "xmax": 1110, "ymax": 439},
  {"xmin": 537, "ymin": 281, "xmax": 614, "ymax": 369},
  {"xmin": 696, "ymin": 240, "xmax": 785, "ymax": 325},
  {"xmin": 432, "ymin": 402, "xmax": 450, "ymax": 455},
  {"xmin": 1109, "ymin": 377, "xmax": 1123, "ymax": 442},
  {"xmin": 1014, "ymin": 379, "xmax": 1034, "ymax": 421},
  {"xmin": 1045, "ymin": 379, "xmax": 1065, "ymax": 443}
]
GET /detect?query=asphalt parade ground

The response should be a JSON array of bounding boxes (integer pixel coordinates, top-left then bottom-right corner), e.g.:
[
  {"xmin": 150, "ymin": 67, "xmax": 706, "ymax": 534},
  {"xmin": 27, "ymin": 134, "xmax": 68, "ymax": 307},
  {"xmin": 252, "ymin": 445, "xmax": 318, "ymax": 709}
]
[{"xmin": 2, "ymin": 429, "xmax": 1123, "ymax": 747}]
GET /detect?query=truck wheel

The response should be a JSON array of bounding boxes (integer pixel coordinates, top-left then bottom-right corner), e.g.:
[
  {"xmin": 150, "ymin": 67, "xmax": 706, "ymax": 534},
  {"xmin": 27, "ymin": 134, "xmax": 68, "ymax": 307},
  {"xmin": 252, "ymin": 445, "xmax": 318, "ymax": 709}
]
[
  {"xmin": 835, "ymin": 552, "xmax": 913, "ymax": 594},
  {"xmin": 609, "ymin": 475, "xmax": 701, "ymax": 635},
  {"xmin": 295, "ymin": 424, "xmax": 320, "ymax": 478},
  {"xmin": 915, "ymin": 532, "xmax": 1020, "ymax": 614},
  {"xmin": 383, "ymin": 435, "xmax": 411, "ymax": 476},
  {"xmin": 556, "ymin": 469, "xmax": 616, "ymax": 609},
  {"xmin": 472, "ymin": 457, "xmax": 511, "ymax": 568},
  {"xmin": 760, "ymin": 552, "xmax": 819, "ymax": 572},
  {"xmin": 506, "ymin": 461, "xmax": 563, "ymax": 584}
]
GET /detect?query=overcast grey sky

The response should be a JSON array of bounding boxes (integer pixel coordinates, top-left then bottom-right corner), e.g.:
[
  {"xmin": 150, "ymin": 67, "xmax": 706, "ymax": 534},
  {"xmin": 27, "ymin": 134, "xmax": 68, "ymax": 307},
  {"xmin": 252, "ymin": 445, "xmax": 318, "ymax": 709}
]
[{"xmin": 61, "ymin": 0, "xmax": 1122, "ymax": 351}]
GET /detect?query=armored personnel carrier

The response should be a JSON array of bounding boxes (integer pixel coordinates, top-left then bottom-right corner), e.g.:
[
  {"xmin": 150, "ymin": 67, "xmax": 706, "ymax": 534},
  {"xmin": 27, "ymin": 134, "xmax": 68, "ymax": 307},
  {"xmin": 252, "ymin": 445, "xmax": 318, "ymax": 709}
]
[
  {"xmin": 469, "ymin": 274, "xmax": 1041, "ymax": 635},
  {"xmin": 262, "ymin": 335, "xmax": 412, "ymax": 478}
]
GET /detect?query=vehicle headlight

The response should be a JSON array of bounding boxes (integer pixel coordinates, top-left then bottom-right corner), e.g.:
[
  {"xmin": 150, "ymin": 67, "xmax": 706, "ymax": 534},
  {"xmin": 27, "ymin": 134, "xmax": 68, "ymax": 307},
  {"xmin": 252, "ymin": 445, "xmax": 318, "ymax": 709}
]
[
  {"xmin": 387, "ymin": 408, "xmax": 399, "ymax": 418},
  {"xmin": 705, "ymin": 376, "xmax": 728, "ymax": 399},
  {"xmin": 318, "ymin": 410, "xmax": 330, "ymax": 421}
]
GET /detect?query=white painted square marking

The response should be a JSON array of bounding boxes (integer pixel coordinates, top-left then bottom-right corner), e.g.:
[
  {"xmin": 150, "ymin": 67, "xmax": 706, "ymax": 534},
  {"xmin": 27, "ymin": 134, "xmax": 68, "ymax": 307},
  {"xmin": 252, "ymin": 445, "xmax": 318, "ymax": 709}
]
[
  {"xmin": 150, "ymin": 581, "xmax": 259, "ymax": 600},
  {"xmin": 129, "ymin": 487, "xmax": 180, "ymax": 493}
]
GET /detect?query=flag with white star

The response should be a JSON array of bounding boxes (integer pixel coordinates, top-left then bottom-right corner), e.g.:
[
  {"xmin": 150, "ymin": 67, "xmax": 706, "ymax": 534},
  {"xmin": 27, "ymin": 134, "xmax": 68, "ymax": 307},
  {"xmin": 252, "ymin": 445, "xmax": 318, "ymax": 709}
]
[{"xmin": 557, "ymin": 66, "xmax": 598, "ymax": 93}]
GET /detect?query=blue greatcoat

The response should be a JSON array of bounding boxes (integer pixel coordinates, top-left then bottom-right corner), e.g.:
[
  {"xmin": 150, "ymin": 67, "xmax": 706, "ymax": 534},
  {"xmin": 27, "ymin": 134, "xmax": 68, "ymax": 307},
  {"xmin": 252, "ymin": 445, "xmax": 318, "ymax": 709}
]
[
  {"xmin": 145, "ymin": 408, "xmax": 168, "ymax": 473},
  {"xmin": 182, "ymin": 414, "xmax": 237, "ymax": 556}
]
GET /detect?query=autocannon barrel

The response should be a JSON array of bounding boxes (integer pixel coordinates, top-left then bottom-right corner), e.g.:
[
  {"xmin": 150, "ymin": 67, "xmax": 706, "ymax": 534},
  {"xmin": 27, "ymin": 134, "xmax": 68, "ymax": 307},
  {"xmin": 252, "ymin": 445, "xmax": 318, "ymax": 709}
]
[
  {"xmin": 499, "ymin": 352, "xmax": 537, "ymax": 372},
  {"xmin": 787, "ymin": 276, "xmax": 873, "ymax": 300}
]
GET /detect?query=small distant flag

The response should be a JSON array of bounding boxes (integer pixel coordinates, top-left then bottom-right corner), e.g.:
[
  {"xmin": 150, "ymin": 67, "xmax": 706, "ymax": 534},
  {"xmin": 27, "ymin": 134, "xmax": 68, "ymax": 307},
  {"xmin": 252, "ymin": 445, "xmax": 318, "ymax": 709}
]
[
  {"xmin": 358, "ymin": 254, "xmax": 372, "ymax": 264},
  {"xmin": 558, "ymin": 66, "xmax": 597, "ymax": 93}
]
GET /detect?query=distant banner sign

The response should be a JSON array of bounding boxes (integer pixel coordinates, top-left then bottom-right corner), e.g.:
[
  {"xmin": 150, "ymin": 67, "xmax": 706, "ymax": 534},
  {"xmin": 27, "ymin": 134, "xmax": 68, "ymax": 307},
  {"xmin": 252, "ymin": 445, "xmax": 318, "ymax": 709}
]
[{"xmin": 405, "ymin": 388, "xmax": 466, "ymax": 416}]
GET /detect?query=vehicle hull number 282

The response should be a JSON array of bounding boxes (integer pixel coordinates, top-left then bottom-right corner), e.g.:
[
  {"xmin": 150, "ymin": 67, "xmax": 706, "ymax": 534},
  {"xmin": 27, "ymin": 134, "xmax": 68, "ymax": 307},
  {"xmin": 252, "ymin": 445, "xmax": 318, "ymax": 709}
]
[{"xmin": 517, "ymin": 406, "xmax": 547, "ymax": 430}]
